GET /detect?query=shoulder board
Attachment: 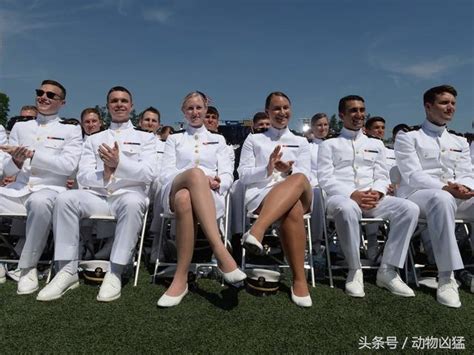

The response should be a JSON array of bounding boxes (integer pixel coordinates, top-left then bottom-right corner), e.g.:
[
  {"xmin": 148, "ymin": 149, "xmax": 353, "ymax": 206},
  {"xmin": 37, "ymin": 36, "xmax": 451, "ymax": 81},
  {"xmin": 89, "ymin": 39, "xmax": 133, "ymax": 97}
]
[
  {"xmin": 14, "ymin": 115, "xmax": 35, "ymax": 123},
  {"xmin": 160, "ymin": 138, "xmax": 166, "ymax": 142},
  {"xmin": 366, "ymin": 134, "xmax": 383, "ymax": 141},
  {"xmin": 290, "ymin": 129, "xmax": 304, "ymax": 137},
  {"xmin": 447, "ymin": 129, "xmax": 464, "ymax": 137},
  {"xmin": 385, "ymin": 145, "xmax": 394, "ymax": 150},
  {"xmin": 60, "ymin": 118, "xmax": 80, "ymax": 125},
  {"xmin": 252, "ymin": 128, "xmax": 268, "ymax": 134},
  {"xmin": 407, "ymin": 125, "xmax": 421, "ymax": 131},
  {"xmin": 172, "ymin": 129, "xmax": 185, "ymax": 134},
  {"xmin": 134, "ymin": 127, "xmax": 150, "ymax": 132},
  {"xmin": 325, "ymin": 133, "xmax": 340, "ymax": 139},
  {"xmin": 88, "ymin": 129, "xmax": 103, "ymax": 136}
]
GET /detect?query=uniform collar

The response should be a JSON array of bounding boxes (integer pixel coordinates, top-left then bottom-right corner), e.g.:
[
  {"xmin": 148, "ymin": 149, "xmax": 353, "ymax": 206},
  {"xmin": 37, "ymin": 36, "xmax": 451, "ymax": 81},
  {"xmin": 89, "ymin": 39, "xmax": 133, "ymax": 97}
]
[
  {"xmin": 36, "ymin": 113, "xmax": 60, "ymax": 125},
  {"xmin": 109, "ymin": 120, "xmax": 133, "ymax": 131},
  {"xmin": 310, "ymin": 137, "xmax": 324, "ymax": 144},
  {"xmin": 186, "ymin": 124, "xmax": 207, "ymax": 136},
  {"xmin": 340, "ymin": 127, "xmax": 364, "ymax": 140},
  {"xmin": 423, "ymin": 119, "xmax": 446, "ymax": 137},
  {"xmin": 268, "ymin": 126, "xmax": 290, "ymax": 139}
]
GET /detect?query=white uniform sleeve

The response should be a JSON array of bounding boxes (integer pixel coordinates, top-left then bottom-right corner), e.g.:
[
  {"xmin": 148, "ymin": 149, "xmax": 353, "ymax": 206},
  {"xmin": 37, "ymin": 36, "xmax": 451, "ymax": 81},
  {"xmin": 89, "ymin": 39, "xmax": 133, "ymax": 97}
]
[
  {"xmin": 159, "ymin": 135, "xmax": 186, "ymax": 185},
  {"xmin": 217, "ymin": 140, "xmax": 234, "ymax": 194},
  {"xmin": 372, "ymin": 141, "xmax": 390, "ymax": 194},
  {"xmin": 237, "ymin": 134, "xmax": 272, "ymax": 185},
  {"xmin": 292, "ymin": 139, "xmax": 311, "ymax": 178},
  {"xmin": 3, "ymin": 124, "xmax": 22, "ymax": 176},
  {"xmin": 77, "ymin": 138, "xmax": 106, "ymax": 188}
]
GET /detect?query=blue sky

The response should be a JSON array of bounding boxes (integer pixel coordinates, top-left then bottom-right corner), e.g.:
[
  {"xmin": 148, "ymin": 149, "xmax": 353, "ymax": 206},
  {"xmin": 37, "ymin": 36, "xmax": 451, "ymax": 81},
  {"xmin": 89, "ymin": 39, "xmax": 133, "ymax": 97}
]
[{"xmin": 1, "ymin": 0, "xmax": 473, "ymax": 134}]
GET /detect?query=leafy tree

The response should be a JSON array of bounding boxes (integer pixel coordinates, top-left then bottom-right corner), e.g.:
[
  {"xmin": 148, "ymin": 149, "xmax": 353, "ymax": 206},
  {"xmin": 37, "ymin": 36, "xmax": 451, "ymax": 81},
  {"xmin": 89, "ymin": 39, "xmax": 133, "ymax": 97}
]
[
  {"xmin": 0, "ymin": 92, "xmax": 10, "ymax": 127},
  {"xmin": 329, "ymin": 113, "xmax": 343, "ymax": 135}
]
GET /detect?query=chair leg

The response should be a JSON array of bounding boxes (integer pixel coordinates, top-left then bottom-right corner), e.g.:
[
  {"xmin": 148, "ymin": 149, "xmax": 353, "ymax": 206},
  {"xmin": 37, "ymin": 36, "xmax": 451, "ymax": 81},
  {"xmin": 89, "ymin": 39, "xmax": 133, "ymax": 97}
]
[
  {"xmin": 153, "ymin": 215, "xmax": 167, "ymax": 284},
  {"xmin": 133, "ymin": 209, "xmax": 149, "ymax": 287},
  {"xmin": 306, "ymin": 218, "xmax": 315, "ymax": 288}
]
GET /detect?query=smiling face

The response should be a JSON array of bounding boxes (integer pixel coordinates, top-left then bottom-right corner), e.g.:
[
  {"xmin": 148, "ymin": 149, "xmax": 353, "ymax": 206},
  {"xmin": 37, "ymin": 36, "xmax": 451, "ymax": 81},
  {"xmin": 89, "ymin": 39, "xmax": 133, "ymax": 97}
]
[
  {"xmin": 266, "ymin": 95, "xmax": 292, "ymax": 129},
  {"xmin": 182, "ymin": 94, "xmax": 207, "ymax": 128},
  {"xmin": 204, "ymin": 113, "xmax": 219, "ymax": 132},
  {"xmin": 425, "ymin": 92, "xmax": 456, "ymax": 126},
  {"xmin": 35, "ymin": 84, "xmax": 65, "ymax": 115},
  {"xmin": 139, "ymin": 111, "xmax": 160, "ymax": 133},
  {"xmin": 82, "ymin": 112, "xmax": 102, "ymax": 135},
  {"xmin": 311, "ymin": 116, "xmax": 329, "ymax": 139},
  {"xmin": 366, "ymin": 120, "xmax": 385, "ymax": 139},
  {"xmin": 107, "ymin": 90, "xmax": 133, "ymax": 123},
  {"xmin": 339, "ymin": 100, "xmax": 366, "ymax": 131}
]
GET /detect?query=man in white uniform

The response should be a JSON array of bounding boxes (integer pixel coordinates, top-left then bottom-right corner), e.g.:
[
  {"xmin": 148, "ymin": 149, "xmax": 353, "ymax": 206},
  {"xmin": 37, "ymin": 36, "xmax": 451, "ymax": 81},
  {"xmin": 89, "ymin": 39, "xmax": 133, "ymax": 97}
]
[
  {"xmin": 395, "ymin": 85, "xmax": 474, "ymax": 308},
  {"xmin": 318, "ymin": 95, "xmax": 419, "ymax": 298},
  {"xmin": 0, "ymin": 80, "xmax": 83, "ymax": 294},
  {"xmin": 37, "ymin": 86, "xmax": 156, "ymax": 302}
]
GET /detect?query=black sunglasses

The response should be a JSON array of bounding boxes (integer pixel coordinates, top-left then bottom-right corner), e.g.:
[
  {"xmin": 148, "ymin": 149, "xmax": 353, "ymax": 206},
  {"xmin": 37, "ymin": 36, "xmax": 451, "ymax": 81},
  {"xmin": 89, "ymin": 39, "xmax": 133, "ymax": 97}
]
[{"xmin": 35, "ymin": 89, "xmax": 63, "ymax": 100}]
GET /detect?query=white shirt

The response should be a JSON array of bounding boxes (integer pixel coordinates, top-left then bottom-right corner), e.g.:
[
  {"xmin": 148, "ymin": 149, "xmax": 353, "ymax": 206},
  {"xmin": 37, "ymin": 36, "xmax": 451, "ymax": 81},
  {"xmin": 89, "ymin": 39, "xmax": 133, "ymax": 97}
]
[
  {"xmin": 318, "ymin": 127, "xmax": 389, "ymax": 198},
  {"xmin": 77, "ymin": 120, "xmax": 156, "ymax": 197},
  {"xmin": 238, "ymin": 126, "xmax": 310, "ymax": 212},
  {"xmin": 394, "ymin": 119, "xmax": 474, "ymax": 198},
  {"xmin": 1, "ymin": 114, "xmax": 82, "ymax": 197}
]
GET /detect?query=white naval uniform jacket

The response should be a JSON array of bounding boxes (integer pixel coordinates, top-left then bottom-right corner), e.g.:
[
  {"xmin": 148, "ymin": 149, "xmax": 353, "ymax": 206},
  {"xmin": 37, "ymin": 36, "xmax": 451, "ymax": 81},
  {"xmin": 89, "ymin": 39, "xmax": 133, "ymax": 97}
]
[
  {"xmin": 0, "ymin": 125, "xmax": 7, "ymax": 177},
  {"xmin": 155, "ymin": 137, "xmax": 166, "ymax": 176},
  {"xmin": 160, "ymin": 125, "xmax": 233, "ymax": 193},
  {"xmin": 77, "ymin": 120, "xmax": 156, "ymax": 197},
  {"xmin": 318, "ymin": 127, "xmax": 389, "ymax": 198},
  {"xmin": 309, "ymin": 138, "xmax": 324, "ymax": 187},
  {"xmin": 394, "ymin": 119, "xmax": 474, "ymax": 198},
  {"xmin": 1, "ymin": 114, "xmax": 82, "ymax": 197},
  {"xmin": 385, "ymin": 146, "xmax": 397, "ymax": 169},
  {"xmin": 238, "ymin": 126, "xmax": 311, "ymax": 213}
]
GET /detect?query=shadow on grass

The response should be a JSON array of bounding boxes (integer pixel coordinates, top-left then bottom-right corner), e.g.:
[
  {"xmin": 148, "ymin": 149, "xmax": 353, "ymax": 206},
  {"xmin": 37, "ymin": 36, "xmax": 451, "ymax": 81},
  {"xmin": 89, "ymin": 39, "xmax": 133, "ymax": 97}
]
[{"xmin": 191, "ymin": 283, "xmax": 243, "ymax": 310}]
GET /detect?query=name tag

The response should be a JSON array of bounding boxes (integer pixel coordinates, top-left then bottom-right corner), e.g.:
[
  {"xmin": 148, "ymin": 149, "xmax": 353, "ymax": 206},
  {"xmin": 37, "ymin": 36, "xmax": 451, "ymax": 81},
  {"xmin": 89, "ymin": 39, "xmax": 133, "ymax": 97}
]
[
  {"xmin": 123, "ymin": 141, "xmax": 141, "ymax": 145},
  {"xmin": 364, "ymin": 149, "xmax": 379, "ymax": 153},
  {"xmin": 282, "ymin": 144, "xmax": 299, "ymax": 148},
  {"xmin": 47, "ymin": 136, "xmax": 65, "ymax": 141},
  {"xmin": 449, "ymin": 148, "xmax": 462, "ymax": 153},
  {"xmin": 203, "ymin": 142, "xmax": 219, "ymax": 145}
]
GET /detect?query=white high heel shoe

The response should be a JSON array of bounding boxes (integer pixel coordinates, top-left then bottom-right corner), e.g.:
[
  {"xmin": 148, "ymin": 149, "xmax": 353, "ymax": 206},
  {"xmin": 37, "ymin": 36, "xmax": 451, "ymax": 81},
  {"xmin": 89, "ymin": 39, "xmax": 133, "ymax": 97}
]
[
  {"xmin": 157, "ymin": 285, "xmax": 189, "ymax": 308},
  {"xmin": 242, "ymin": 231, "xmax": 263, "ymax": 255}
]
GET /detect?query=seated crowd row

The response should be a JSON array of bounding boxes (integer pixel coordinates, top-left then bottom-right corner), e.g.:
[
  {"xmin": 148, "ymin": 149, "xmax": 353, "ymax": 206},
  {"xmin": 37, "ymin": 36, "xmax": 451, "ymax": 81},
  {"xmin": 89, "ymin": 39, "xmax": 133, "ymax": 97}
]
[{"xmin": 0, "ymin": 81, "xmax": 472, "ymax": 309}]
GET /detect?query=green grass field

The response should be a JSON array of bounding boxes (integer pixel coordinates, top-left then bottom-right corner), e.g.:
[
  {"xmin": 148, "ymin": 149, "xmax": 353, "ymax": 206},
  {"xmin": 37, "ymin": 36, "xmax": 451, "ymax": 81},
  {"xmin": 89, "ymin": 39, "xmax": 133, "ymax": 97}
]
[{"xmin": 0, "ymin": 268, "xmax": 471, "ymax": 353}]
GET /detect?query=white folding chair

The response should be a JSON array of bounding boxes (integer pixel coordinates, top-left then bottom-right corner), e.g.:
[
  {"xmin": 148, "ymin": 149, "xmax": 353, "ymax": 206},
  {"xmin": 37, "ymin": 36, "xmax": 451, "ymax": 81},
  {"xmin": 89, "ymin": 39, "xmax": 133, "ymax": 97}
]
[
  {"xmin": 0, "ymin": 212, "xmax": 54, "ymax": 282},
  {"xmin": 152, "ymin": 193, "xmax": 230, "ymax": 284},
  {"xmin": 78, "ymin": 202, "xmax": 150, "ymax": 287}
]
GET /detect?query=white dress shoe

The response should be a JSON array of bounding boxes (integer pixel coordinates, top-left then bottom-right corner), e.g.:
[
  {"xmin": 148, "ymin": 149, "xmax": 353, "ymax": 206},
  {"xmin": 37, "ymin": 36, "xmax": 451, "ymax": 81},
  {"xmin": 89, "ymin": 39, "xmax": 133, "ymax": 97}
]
[
  {"xmin": 6, "ymin": 268, "xmax": 21, "ymax": 282},
  {"xmin": 0, "ymin": 263, "xmax": 6, "ymax": 284},
  {"xmin": 36, "ymin": 270, "xmax": 79, "ymax": 301},
  {"xmin": 437, "ymin": 278, "xmax": 461, "ymax": 308},
  {"xmin": 97, "ymin": 272, "xmax": 122, "ymax": 302},
  {"xmin": 376, "ymin": 268, "xmax": 415, "ymax": 297},
  {"xmin": 345, "ymin": 269, "xmax": 365, "ymax": 297},
  {"xmin": 219, "ymin": 267, "xmax": 247, "ymax": 284},
  {"xmin": 242, "ymin": 232, "xmax": 263, "ymax": 255},
  {"xmin": 17, "ymin": 268, "xmax": 39, "ymax": 295},
  {"xmin": 157, "ymin": 285, "xmax": 189, "ymax": 308},
  {"xmin": 291, "ymin": 287, "xmax": 312, "ymax": 307}
]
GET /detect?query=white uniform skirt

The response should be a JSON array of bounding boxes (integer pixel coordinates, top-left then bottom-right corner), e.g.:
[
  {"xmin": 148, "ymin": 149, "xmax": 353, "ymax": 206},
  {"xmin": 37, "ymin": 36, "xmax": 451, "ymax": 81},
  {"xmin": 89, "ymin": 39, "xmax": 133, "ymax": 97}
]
[{"xmin": 161, "ymin": 178, "xmax": 226, "ymax": 219}]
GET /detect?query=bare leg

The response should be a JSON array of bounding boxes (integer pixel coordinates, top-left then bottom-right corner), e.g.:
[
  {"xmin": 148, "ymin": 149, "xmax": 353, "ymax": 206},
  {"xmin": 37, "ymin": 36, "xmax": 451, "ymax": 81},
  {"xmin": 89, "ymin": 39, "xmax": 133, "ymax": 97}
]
[
  {"xmin": 279, "ymin": 200, "xmax": 309, "ymax": 297},
  {"xmin": 165, "ymin": 189, "xmax": 195, "ymax": 296},
  {"xmin": 251, "ymin": 173, "xmax": 312, "ymax": 241},
  {"xmin": 170, "ymin": 169, "xmax": 237, "ymax": 272}
]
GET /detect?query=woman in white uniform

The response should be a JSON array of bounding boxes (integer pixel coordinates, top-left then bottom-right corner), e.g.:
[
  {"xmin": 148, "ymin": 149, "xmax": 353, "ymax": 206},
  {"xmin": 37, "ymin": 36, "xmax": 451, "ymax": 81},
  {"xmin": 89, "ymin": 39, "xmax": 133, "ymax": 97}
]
[
  {"xmin": 157, "ymin": 91, "xmax": 246, "ymax": 307},
  {"xmin": 238, "ymin": 92, "xmax": 313, "ymax": 307}
]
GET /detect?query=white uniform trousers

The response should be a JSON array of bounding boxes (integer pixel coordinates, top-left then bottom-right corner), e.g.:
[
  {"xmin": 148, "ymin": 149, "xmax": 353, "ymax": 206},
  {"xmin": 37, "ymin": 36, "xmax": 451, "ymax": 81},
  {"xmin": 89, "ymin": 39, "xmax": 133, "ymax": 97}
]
[
  {"xmin": 229, "ymin": 180, "xmax": 245, "ymax": 235},
  {"xmin": 53, "ymin": 190, "xmax": 147, "ymax": 267},
  {"xmin": 0, "ymin": 189, "xmax": 58, "ymax": 268},
  {"xmin": 408, "ymin": 190, "xmax": 473, "ymax": 272},
  {"xmin": 310, "ymin": 187, "xmax": 325, "ymax": 252},
  {"xmin": 150, "ymin": 180, "xmax": 166, "ymax": 261},
  {"xmin": 326, "ymin": 195, "xmax": 419, "ymax": 269}
]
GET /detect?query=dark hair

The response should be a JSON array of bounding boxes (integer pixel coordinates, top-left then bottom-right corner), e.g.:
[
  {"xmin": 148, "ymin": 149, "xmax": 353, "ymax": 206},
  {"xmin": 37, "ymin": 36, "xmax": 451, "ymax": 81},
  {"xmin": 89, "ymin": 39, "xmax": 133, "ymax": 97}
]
[
  {"xmin": 160, "ymin": 125, "xmax": 175, "ymax": 135},
  {"xmin": 265, "ymin": 91, "xmax": 291, "ymax": 109},
  {"xmin": 338, "ymin": 95, "xmax": 364, "ymax": 114},
  {"xmin": 252, "ymin": 111, "xmax": 269, "ymax": 124},
  {"xmin": 365, "ymin": 116, "xmax": 385, "ymax": 130},
  {"xmin": 41, "ymin": 79, "xmax": 66, "ymax": 99},
  {"xmin": 392, "ymin": 123, "xmax": 409, "ymax": 137},
  {"xmin": 140, "ymin": 106, "xmax": 161, "ymax": 121},
  {"xmin": 207, "ymin": 106, "xmax": 219, "ymax": 118},
  {"xmin": 20, "ymin": 105, "xmax": 38, "ymax": 114},
  {"xmin": 80, "ymin": 107, "xmax": 102, "ymax": 121},
  {"xmin": 310, "ymin": 113, "xmax": 328, "ymax": 126},
  {"xmin": 423, "ymin": 85, "xmax": 457, "ymax": 105},
  {"xmin": 107, "ymin": 86, "xmax": 133, "ymax": 102}
]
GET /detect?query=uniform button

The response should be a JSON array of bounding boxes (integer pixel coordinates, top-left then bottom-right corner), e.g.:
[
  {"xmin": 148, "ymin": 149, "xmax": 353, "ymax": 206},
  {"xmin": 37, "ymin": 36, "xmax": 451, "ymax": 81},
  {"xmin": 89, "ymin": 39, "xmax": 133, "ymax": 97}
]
[
  {"xmin": 194, "ymin": 135, "xmax": 198, "ymax": 140},
  {"xmin": 36, "ymin": 137, "xmax": 41, "ymax": 141},
  {"xmin": 116, "ymin": 130, "xmax": 120, "ymax": 134},
  {"xmin": 195, "ymin": 160, "xmax": 199, "ymax": 165},
  {"xmin": 195, "ymin": 150, "xmax": 199, "ymax": 153}
]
